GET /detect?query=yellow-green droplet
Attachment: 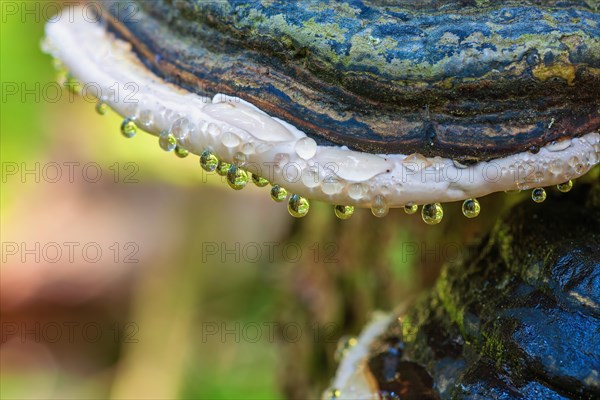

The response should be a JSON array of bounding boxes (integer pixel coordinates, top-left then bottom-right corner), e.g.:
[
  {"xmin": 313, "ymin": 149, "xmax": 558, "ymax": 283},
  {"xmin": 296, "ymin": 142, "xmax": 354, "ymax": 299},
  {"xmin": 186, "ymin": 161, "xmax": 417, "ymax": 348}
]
[
  {"xmin": 288, "ymin": 194, "xmax": 310, "ymax": 218},
  {"xmin": 422, "ymin": 203, "xmax": 443, "ymax": 225},
  {"xmin": 52, "ymin": 59, "xmax": 67, "ymax": 85},
  {"xmin": 120, "ymin": 118, "xmax": 137, "ymax": 138},
  {"xmin": 252, "ymin": 174, "xmax": 269, "ymax": 187},
  {"xmin": 174, "ymin": 146, "xmax": 189, "ymax": 158},
  {"xmin": 326, "ymin": 388, "xmax": 341, "ymax": 399},
  {"xmin": 404, "ymin": 203, "xmax": 418, "ymax": 214},
  {"xmin": 95, "ymin": 101, "xmax": 108, "ymax": 115},
  {"xmin": 270, "ymin": 185, "xmax": 287, "ymax": 202},
  {"xmin": 200, "ymin": 149, "xmax": 218, "ymax": 172},
  {"xmin": 334, "ymin": 336, "xmax": 357, "ymax": 362},
  {"xmin": 532, "ymin": 188, "xmax": 546, "ymax": 203},
  {"xmin": 462, "ymin": 198, "xmax": 480, "ymax": 218},
  {"xmin": 159, "ymin": 131, "xmax": 177, "ymax": 152},
  {"xmin": 216, "ymin": 160, "xmax": 230, "ymax": 176},
  {"xmin": 64, "ymin": 72, "xmax": 81, "ymax": 94},
  {"xmin": 557, "ymin": 180, "xmax": 573, "ymax": 193},
  {"xmin": 52, "ymin": 57, "xmax": 64, "ymax": 72},
  {"xmin": 371, "ymin": 195, "xmax": 388, "ymax": 218},
  {"xmin": 226, "ymin": 165, "xmax": 248, "ymax": 190},
  {"xmin": 334, "ymin": 205, "xmax": 354, "ymax": 220}
]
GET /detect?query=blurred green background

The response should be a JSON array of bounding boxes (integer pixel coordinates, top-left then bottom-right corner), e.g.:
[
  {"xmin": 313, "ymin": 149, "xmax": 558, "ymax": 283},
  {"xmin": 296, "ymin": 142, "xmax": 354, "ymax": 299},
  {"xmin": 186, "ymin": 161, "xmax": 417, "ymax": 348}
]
[
  {"xmin": 1, "ymin": 6, "xmax": 287, "ymax": 398},
  {"xmin": 1, "ymin": 3, "xmax": 506, "ymax": 400}
]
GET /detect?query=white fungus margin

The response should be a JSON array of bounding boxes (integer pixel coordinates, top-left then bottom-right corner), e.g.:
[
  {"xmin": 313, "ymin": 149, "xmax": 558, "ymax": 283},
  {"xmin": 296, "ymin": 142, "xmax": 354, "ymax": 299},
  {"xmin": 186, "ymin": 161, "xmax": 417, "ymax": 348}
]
[{"xmin": 43, "ymin": 8, "xmax": 600, "ymax": 210}]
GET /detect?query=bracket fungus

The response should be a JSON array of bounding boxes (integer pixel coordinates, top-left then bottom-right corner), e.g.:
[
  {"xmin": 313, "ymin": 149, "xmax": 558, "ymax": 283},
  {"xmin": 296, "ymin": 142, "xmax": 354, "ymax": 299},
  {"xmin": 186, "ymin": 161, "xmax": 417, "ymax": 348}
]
[{"xmin": 42, "ymin": 1, "xmax": 600, "ymax": 223}]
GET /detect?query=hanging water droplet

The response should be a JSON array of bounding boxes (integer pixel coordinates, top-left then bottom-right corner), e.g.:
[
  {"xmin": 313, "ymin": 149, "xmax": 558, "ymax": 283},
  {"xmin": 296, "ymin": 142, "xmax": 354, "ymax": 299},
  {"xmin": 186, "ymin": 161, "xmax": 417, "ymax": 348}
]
[
  {"xmin": 216, "ymin": 160, "xmax": 230, "ymax": 176},
  {"xmin": 295, "ymin": 137, "xmax": 317, "ymax": 159},
  {"xmin": 232, "ymin": 152, "xmax": 247, "ymax": 166},
  {"xmin": 138, "ymin": 110, "xmax": 153, "ymax": 128},
  {"xmin": 568, "ymin": 156, "xmax": 579, "ymax": 168},
  {"xmin": 301, "ymin": 167, "xmax": 320, "ymax": 188},
  {"xmin": 226, "ymin": 165, "xmax": 248, "ymax": 190},
  {"xmin": 270, "ymin": 185, "xmax": 287, "ymax": 202},
  {"xmin": 548, "ymin": 159, "xmax": 563, "ymax": 175},
  {"xmin": 162, "ymin": 108, "xmax": 174, "ymax": 124},
  {"xmin": 255, "ymin": 143, "xmax": 273, "ymax": 154},
  {"xmin": 516, "ymin": 179, "xmax": 533, "ymax": 191},
  {"xmin": 288, "ymin": 194, "xmax": 310, "ymax": 218},
  {"xmin": 334, "ymin": 336, "xmax": 357, "ymax": 362},
  {"xmin": 171, "ymin": 118, "xmax": 190, "ymax": 142},
  {"xmin": 433, "ymin": 156, "xmax": 444, "ymax": 171},
  {"xmin": 274, "ymin": 153, "xmax": 290, "ymax": 171},
  {"xmin": 422, "ymin": 203, "xmax": 443, "ymax": 225},
  {"xmin": 322, "ymin": 177, "xmax": 344, "ymax": 195},
  {"xmin": 200, "ymin": 149, "xmax": 219, "ymax": 172},
  {"xmin": 158, "ymin": 130, "xmax": 177, "ymax": 152},
  {"xmin": 325, "ymin": 388, "xmax": 341, "ymax": 399},
  {"xmin": 531, "ymin": 187, "xmax": 547, "ymax": 203},
  {"xmin": 64, "ymin": 72, "xmax": 81, "ymax": 94},
  {"xmin": 207, "ymin": 123, "xmax": 221, "ymax": 137},
  {"xmin": 174, "ymin": 146, "xmax": 189, "ymax": 158},
  {"xmin": 120, "ymin": 118, "xmax": 137, "ymax": 138},
  {"xmin": 462, "ymin": 198, "xmax": 480, "ymax": 218},
  {"xmin": 51, "ymin": 57, "xmax": 64, "ymax": 72},
  {"xmin": 348, "ymin": 183, "xmax": 366, "ymax": 200},
  {"xmin": 95, "ymin": 100, "xmax": 108, "ymax": 115},
  {"xmin": 404, "ymin": 203, "xmax": 418, "ymax": 214},
  {"xmin": 403, "ymin": 153, "xmax": 429, "ymax": 171},
  {"xmin": 334, "ymin": 205, "xmax": 354, "ymax": 220},
  {"xmin": 566, "ymin": 156, "xmax": 585, "ymax": 174},
  {"xmin": 517, "ymin": 164, "xmax": 527, "ymax": 181},
  {"xmin": 56, "ymin": 71, "xmax": 67, "ymax": 86},
  {"xmin": 371, "ymin": 194, "xmax": 388, "ymax": 218},
  {"xmin": 241, "ymin": 142, "xmax": 255, "ymax": 155},
  {"xmin": 594, "ymin": 145, "xmax": 600, "ymax": 168},
  {"xmin": 557, "ymin": 180, "xmax": 573, "ymax": 193},
  {"xmin": 221, "ymin": 131, "xmax": 241, "ymax": 148},
  {"xmin": 252, "ymin": 174, "xmax": 269, "ymax": 187}
]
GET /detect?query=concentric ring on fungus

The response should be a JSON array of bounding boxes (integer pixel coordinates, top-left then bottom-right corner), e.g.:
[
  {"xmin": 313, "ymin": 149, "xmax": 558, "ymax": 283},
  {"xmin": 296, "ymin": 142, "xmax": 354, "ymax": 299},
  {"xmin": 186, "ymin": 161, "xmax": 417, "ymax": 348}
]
[{"xmin": 42, "ymin": 1, "xmax": 600, "ymax": 222}]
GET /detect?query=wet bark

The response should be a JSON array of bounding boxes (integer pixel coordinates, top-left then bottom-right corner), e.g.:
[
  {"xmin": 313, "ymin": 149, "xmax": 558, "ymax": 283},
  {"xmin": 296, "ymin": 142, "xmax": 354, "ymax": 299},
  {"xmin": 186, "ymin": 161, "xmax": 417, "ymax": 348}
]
[{"xmin": 369, "ymin": 180, "xmax": 600, "ymax": 399}]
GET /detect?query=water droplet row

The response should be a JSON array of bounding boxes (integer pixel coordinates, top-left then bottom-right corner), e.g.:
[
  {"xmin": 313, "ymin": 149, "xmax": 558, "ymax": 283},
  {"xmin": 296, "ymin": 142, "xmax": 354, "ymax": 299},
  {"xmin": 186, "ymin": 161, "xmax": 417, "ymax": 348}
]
[
  {"xmin": 82, "ymin": 83, "xmax": 584, "ymax": 223},
  {"xmin": 111, "ymin": 113, "xmax": 578, "ymax": 222},
  {"xmin": 201, "ymin": 149, "xmax": 310, "ymax": 217}
]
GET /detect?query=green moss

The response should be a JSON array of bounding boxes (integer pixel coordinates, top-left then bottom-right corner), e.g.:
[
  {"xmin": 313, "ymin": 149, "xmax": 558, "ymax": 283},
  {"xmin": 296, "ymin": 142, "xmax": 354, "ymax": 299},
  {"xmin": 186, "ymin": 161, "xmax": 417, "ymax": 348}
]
[
  {"xmin": 435, "ymin": 269, "xmax": 465, "ymax": 336},
  {"xmin": 481, "ymin": 328, "xmax": 506, "ymax": 366}
]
